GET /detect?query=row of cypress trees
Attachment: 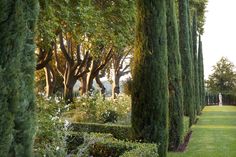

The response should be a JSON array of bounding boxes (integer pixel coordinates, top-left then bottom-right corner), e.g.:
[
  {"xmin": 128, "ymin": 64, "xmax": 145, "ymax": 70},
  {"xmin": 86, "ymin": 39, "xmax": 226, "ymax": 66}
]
[
  {"xmin": 131, "ymin": 0, "xmax": 205, "ymax": 156},
  {"xmin": 0, "ymin": 1, "xmax": 39, "ymax": 156}
]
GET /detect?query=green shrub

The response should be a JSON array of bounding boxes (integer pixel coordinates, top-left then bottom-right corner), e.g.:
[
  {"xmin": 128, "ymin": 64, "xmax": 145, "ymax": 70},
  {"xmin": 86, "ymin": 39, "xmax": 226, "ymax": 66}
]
[
  {"xmin": 34, "ymin": 96, "xmax": 157, "ymax": 157},
  {"xmin": 70, "ymin": 122, "xmax": 132, "ymax": 140},
  {"xmin": 34, "ymin": 96, "xmax": 70, "ymax": 157},
  {"xmin": 65, "ymin": 94, "xmax": 131, "ymax": 124},
  {"xmin": 101, "ymin": 110, "xmax": 118, "ymax": 123},
  {"xmin": 69, "ymin": 133, "xmax": 158, "ymax": 157},
  {"xmin": 121, "ymin": 144, "xmax": 159, "ymax": 157}
]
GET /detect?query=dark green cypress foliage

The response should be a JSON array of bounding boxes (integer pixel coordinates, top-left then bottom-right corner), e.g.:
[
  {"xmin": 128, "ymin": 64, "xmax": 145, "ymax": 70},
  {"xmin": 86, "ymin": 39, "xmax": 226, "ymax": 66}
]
[
  {"xmin": 10, "ymin": 1, "xmax": 39, "ymax": 156},
  {"xmin": 187, "ymin": 1, "xmax": 197, "ymax": 123},
  {"xmin": 0, "ymin": 1, "xmax": 39, "ymax": 156},
  {"xmin": 178, "ymin": 0, "xmax": 195, "ymax": 125},
  {"xmin": 0, "ymin": 1, "xmax": 24, "ymax": 156},
  {"xmin": 131, "ymin": 0, "xmax": 168, "ymax": 156},
  {"xmin": 198, "ymin": 35, "xmax": 205, "ymax": 109},
  {"xmin": 192, "ymin": 11, "xmax": 201, "ymax": 115},
  {"xmin": 166, "ymin": 0, "xmax": 184, "ymax": 151}
]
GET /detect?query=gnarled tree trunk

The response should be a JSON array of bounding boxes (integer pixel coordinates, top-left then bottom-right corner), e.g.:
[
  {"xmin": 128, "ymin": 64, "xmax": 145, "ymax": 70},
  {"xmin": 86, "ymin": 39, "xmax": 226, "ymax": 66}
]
[
  {"xmin": 95, "ymin": 76, "xmax": 106, "ymax": 98},
  {"xmin": 112, "ymin": 71, "xmax": 120, "ymax": 99},
  {"xmin": 55, "ymin": 33, "xmax": 90, "ymax": 103},
  {"xmin": 64, "ymin": 78, "xmax": 77, "ymax": 104},
  {"xmin": 44, "ymin": 64, "xmax": 55, "ymax": 97}
]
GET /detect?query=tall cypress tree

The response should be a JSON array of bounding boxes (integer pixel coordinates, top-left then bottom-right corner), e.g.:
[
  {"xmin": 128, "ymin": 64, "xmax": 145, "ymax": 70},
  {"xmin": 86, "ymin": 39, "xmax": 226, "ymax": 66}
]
[
  {"xmin": 178, "ymin": 0, "xmax": 195, "ymax": 125},
  {"xmin": 166, "ymin": 0, "xmax": 184, "ymax": 151},
  {"xmin": 192, "ymin": 11, "xmax": 201, "ymax": 115},
  {"xmin": 11, "ymin": 1, "xmax": 39, "ymax": 156},
  {"xmin": 131, "ymin": 0, "xmax": 168, "ymax": 156},
  {"xmin": 0, "ymin": 1, "xmax": 39, "ymax": 156},
  {"xmin": 0, "ymin": 1, "xmax": 22, "ymax": 155},
  {"xmin": 198, "ymin": 35, "xmax": 205, "ymax": 109},
  {"xmin": 188, "ymin": 0, "xmax": 197, "ymax": 122}
]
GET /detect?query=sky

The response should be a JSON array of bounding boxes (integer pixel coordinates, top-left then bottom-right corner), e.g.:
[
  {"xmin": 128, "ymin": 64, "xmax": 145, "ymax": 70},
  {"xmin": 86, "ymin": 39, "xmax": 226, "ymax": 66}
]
[{"xmin": 202, "ymin": 0, "xmax": 236, "ymax": 79}]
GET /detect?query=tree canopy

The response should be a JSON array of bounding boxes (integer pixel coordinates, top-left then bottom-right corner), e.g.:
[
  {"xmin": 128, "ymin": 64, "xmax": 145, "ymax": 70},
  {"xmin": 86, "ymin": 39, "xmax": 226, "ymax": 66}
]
[{"xmin": 206, "ymin": 57, "xmax": 236, "ymax": 94}]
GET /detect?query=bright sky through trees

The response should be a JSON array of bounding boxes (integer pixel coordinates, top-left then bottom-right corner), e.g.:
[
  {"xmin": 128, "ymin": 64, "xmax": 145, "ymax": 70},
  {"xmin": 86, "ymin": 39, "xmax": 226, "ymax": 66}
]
[{"xmin": 202, "ymin": 0, "xmax": 236, "ymax": 79}]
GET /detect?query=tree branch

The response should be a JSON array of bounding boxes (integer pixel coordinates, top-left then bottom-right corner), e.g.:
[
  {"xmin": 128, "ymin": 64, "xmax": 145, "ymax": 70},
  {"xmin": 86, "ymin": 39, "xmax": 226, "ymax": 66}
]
[
  {"xmin": 59, "ymin": 32, "xmax": 73, "ymax": 64},
  {"xmin": 76, "ymin": 68, "xmax": 90, "ymax": 79},
  {"xmin": 119, "ymin": 47, "xmax": 133, "ymax": 70},
  {"xmin": 121, "ymin": 64, "xmax": 130, "ymax": 73},
  {"xmin": 54, "ymin": 43, "xmax": 64, "ymax": 78},
  {"xmin": 121, "ymin": 70, "xmax": 131, "ymax": 76},
  {"xmin": 94, "ymin": 47, "xmax": 113, "ymax": 76},
  {"xmin": 36, "ymin": 48, "xmax": 53, "ymax": 70},
  {"xmin": 74, "ymin": 51, "xmax": 89, "ymax": 76}
]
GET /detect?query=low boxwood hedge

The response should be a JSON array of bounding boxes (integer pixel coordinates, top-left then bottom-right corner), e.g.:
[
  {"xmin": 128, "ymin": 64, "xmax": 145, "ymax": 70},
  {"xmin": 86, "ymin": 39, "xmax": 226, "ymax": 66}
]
[{"xmin": 68, "ymin": 133, "xmax": 158, "ymax": 157}]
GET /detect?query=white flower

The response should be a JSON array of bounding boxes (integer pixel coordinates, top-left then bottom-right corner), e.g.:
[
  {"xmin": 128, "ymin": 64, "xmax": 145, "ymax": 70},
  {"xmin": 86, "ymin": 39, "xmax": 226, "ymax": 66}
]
[
  {"xmin": 45, "ymin": 96, "xmax": 51, "ymax": 101},
  {"xmin": 51, "ymin": 116, "xmax": 59, "ymax": 121},
  {"xmin": 55, "ymin": 97, "xmax": 60, "ymax": 104},
  {"xmin": 64, "ymin": 104, "xmax": 70, "ymax": 109},
  {"xmin": 56, "ymin": 146, "xmax": 60, "ymax": 151},
  {"xmin": 57, "ymin": 108, "xmax": 61, "ymax": 113},
  {"xmin": 64, "ymin": 120, "xmax": 70, "ymax": 129}
]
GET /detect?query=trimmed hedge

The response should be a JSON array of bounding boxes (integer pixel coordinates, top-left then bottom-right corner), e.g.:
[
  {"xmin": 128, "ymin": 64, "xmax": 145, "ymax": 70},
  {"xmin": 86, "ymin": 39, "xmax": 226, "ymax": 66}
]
[
  {"xmin": 70, "ymin": 122, "xmax": 132, "ymax": 140},
  {"xmin": 68, "ymin": 133, "xmax": 158, "ymax": 157}
]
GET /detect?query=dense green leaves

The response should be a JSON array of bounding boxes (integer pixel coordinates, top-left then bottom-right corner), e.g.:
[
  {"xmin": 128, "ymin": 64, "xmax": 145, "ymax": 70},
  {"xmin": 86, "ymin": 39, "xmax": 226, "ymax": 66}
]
[
  {"xmin": 178, "ymin": 0, "xmax": 195, "ymax": 125},
  {"xmin": 132, "ymin": 0, "xmax": 168, "ymax": 156},
  {"xmin": 198, "ymin": 35, "xmax": 205, "ymax": 108},
  {"xmin": 192, "ymin": 11, "xmax": 201, "ymax": 114},
  {"xmin": 189, "ymin": 0, "xmax": 208, "ymax": 34},
  {"xmin": 206, "ymin": 57, "xmax": 236, "ymax": 94},
  {"xmin": 167, "ymin": 0, "xmax": 184, "ymax": 150},
  {"xmin": 0, "ymin": 0, "xmax": 39, "ymax": 156},
  {"xmin": 0, "ymin": 1, "xmax": 25, "ymax": 155}
]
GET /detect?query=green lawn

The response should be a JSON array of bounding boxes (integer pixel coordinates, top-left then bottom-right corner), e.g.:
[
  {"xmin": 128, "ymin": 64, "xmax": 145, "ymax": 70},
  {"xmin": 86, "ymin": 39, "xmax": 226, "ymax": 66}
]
[{"xmin": 168, "ymin": 106, "xmax": 236, "ymax": 157}]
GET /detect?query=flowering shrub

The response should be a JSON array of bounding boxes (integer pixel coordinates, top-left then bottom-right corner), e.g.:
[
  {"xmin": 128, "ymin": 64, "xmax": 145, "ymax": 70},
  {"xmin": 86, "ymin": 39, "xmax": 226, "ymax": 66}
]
[
  {"xmin": 34, "ymin": 96, "xmax": 71, "ymax": 157},
  {"xmin": 66, "ymin": 94, "xmax": 131, "ymax": 124},
  {"xmin": 33, "ymin": 94, "xmax": 132, "ymax": 156}
]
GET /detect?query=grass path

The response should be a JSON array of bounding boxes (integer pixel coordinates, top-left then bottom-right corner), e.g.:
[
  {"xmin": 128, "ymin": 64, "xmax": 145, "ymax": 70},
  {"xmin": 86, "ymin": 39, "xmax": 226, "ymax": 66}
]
[{"xmin": 168, "ymin": 106, "xmax": 236, "ymax": 157}]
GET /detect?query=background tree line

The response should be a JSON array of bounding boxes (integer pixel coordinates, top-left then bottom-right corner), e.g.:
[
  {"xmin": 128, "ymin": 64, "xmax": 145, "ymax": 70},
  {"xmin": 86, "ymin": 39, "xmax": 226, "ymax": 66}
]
[
  {"xmin": 206, "ymin": 57, "xmax": 236, "ymax": 105},
  {"xmin": 35, "ymin": 0, "xmax": 135, "ymax": 103},
  {"xmin": 35, "ymin": 0, "xmax": 207, "ymax": 103}
]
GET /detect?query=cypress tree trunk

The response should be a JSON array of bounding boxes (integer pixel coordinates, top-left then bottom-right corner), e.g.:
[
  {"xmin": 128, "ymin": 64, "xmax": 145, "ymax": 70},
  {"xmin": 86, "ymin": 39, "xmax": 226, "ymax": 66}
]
[
  {"xmin": 131, "ymin": 0, "xmax": 168, "ymax": 156},
  {"xmin": 166, "ymin": 0, "xmax": 184, "ymax": 150},
  {"xmin": 0, "ymin": 0, "xmax": 39, "ymax": 156},
  {"xmin": 198, "ymin": 35, "xmax": 205, "ymax": 109},
  {"xmin": 192, "ymin": 11, "xmax": 201, "ymax": 115},
  {"xmin": 178, "ymin": 0, "xmax": 195, "ymax": 126}
]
